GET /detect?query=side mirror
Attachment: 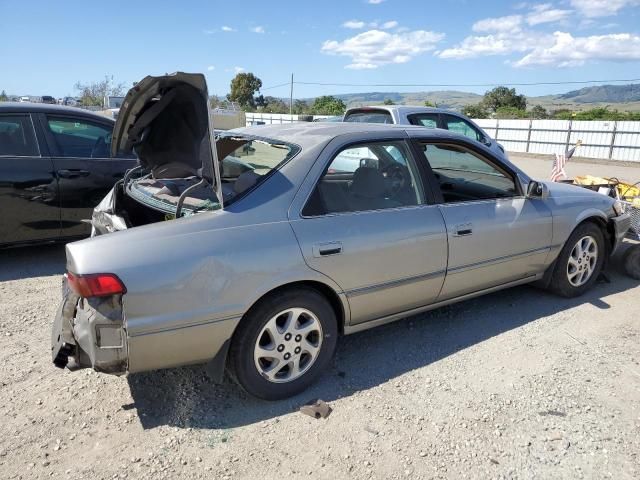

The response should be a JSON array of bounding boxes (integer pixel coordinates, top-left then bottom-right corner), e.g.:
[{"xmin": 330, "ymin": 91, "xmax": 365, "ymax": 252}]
[{"xmin": 527, "ymin": 181, "xmax": 548, "ymax": 199}]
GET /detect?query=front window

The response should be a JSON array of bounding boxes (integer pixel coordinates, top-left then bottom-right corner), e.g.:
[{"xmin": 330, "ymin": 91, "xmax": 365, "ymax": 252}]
[
  {"xmin": 418, "ymin": 143, "xmax": 517, "ymax": 203},
  {"xmin": 442, "ymin": 114, "xmax": 482, "ymax": 142},
  {"xmin": 46, "ymin": 116, "xmax": 112, "ymax": 158}
]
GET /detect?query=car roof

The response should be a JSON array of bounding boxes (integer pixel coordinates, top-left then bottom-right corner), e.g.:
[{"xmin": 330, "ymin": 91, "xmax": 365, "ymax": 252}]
[
  {"xmin": 0, "ymin": 102, "xmax": 114, "ymax": 122},
  {"xmin": 231, "ymin": 121, "xmax": 467, "ymax": 150},
  {"xmin": 345, "ymin": 105, "xmax": 456, "ymax": 115}
]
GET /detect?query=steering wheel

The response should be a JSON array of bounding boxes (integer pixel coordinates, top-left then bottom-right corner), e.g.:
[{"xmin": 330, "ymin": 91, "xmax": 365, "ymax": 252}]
[{"xmin": 382, "ymin": 164, "xmax": 407, "ymax": 198}]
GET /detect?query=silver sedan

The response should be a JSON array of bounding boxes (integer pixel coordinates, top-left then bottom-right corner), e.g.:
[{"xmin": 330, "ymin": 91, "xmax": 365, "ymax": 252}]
[{"xmin": 52, "ymin": 73, "xmax": 631, "ymax": 400}]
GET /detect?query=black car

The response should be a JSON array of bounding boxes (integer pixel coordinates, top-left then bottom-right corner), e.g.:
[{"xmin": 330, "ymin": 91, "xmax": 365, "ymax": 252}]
[
  {"xmin": 41, "ymin": 96, "xmax": 57, "ymax": 105},
  {"xmin": 0, "ymin": 103, "xmax": 136, "ymax": 247}
]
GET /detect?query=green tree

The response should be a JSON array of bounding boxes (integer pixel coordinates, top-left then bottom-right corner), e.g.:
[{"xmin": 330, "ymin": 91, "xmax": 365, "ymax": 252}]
[
  {"xmin": 482, "ymin": 86, "xmax": 526, "ymax": 113},
  {"xmin": 260, "ymin": 96, "xmax": 289, "ymax": 113},
  {"xmin": 383, "ymin": 98, "xmax": 394, "ymax": 105},
  {"xmin": 228, "ymin": 72, "xmax": 262, "ymax": 109},
  {"xmin": 462, "ymin": 104, "xmax": 489, "ymax": 118},
  {"xmin": 0, "ymin": 90, "xmax": 7, "ymax": 102},
  {"xmin": 423, "ymin": 100, "xmax": 437, "ymax": 107},
  {"xmin": 74, "ymin": 75, "xmax": 126, "ymax": 107},
  {"xmin": 529, "ymin": 105, "xmax": 547, "ymax": 119},
  {"xmin": 494, "ymin": 106, "xmax": 528, "ymax": 119},
  {"xmin": 310, "ymin": 96, "xmax": 346, "ymax": 115},
  {"xmin": 292, "ymin": 99, "xmax": 310, "ymax": 114}
]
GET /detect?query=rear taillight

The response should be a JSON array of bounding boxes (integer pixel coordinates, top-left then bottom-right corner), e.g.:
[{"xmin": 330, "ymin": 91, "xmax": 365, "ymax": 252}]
[{"xmin": 67, "ymin": 272, "xmax": 126, "ymax": 298}]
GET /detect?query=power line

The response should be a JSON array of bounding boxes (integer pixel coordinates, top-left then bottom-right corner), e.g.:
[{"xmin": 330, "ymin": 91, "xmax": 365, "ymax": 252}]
[{"xmin": 262, "ymin": 77, "xmax": 640, "ymax": 90}]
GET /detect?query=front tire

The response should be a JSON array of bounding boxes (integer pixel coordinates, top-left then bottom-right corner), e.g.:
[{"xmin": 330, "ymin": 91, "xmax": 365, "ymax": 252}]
[
  {"xmin": 549, "ymin": 222, "xmax": 606, "ymax": 297},
  {"xmin": 228, "ymin": 288, "xmax": 338, "ymax": 400},
  {"xmin": 623, "ymin": 244, "xmax": 640, "ymax": 280}
]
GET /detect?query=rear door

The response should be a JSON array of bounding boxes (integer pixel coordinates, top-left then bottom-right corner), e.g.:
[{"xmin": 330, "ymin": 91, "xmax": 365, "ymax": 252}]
[
  {"xmin": 290, "ymin": 135, "xmax": 448, "ymax": 325},
  {"xmin": 37, "ymin": 113, "xmax": 135, "ymax": 238},
  {"xmin": 0, "ymin": 113, "xmax": 59, "ymax": 245},
  {"xmin": 407, "ymin": 112, "xmax": 440, "ymax": 129}
]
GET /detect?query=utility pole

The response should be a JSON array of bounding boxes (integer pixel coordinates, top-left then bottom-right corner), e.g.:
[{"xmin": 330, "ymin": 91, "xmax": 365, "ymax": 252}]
[{"xmin": 289, "ymin": 73, "xmax": 294, "ymax": 116}]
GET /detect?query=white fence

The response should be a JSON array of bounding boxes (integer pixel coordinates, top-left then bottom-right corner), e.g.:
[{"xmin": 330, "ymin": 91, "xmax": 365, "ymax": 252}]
[
  {"xmin": 473, "ymin": 118, "xmax": 640, "ymax": 162},
  {"xmin": 245, "ymin": 113, "xmax": 640, "ymax": 162}
]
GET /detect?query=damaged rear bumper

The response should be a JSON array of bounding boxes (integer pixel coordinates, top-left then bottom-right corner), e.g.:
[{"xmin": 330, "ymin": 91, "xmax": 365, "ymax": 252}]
[{"xmin": 51, "ymin": 276, "xmax": 128, "ymax": 374}]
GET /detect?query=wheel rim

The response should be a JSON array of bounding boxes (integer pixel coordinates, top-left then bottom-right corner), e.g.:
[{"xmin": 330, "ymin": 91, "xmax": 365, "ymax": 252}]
[
  {"xmin": 253, "ymin": 308, "xmax": 323, "ymax": 384},
  {"xmin": 567, "ymin": 235, "xmax": 598, "ymax": 287}
]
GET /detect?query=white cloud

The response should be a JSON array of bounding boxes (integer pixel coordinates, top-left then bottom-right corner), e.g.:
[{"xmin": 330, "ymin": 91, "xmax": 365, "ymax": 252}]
[
  {"xmin": 438, "ymin": 30, "xmax": 539, "ymax": 59},
  {"xmin": 250, "ymin": 26, "xmax": 265, "ymax": 34},
  {"xmin": 221, "ymin": 26, "xmax": 235, "ymax": 32},
  {"xmin": 367, "ymin": 0, "xmax": 385, "ymax": 4},
  {"xmin": 515, "ymin": 31, "xmax": 640, "ymax": 66},
  {"xmin": 570, "ymin": 0, "xmax": 640, "ymax": 17},
  {"xmin": 207, "ymin": 65, "xmax": 215, "ymax": 71},
  {"xmin": 526, "ymin": 4, "xmax": 572, "ymax": 25},
  {"xmin": 322, "ymin": 29, "xmax": 445, "ymax": 69},
  {"xmin": 234, "ymin": 66, "xmax": 245, "ymax": 73},
  {"xmin": 381, "ymin": 20, "xmax": 399, "ymax": 29},
  {"xmin": 343, "ymin": 20, "xmax": 365, "ymax": 29},
  {"xmin": 472, "ymin": 15, "xmax": 523, "ymax": 33}
]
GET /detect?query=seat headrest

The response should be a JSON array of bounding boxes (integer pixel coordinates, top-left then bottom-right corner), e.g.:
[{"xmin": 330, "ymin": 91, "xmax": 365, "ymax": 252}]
[{"xmin": 351, "ymin": 167, "xmax": 386, "ymax": 198}]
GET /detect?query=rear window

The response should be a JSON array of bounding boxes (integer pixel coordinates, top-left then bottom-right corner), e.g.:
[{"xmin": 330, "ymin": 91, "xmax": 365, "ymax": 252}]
[
  {"xmin": 343, "ymin": 110, "xmax": 393, "ymax": 124},
  {"xmin": 0, "ymin": 115, "xmax": 39, "ymax": 156}
]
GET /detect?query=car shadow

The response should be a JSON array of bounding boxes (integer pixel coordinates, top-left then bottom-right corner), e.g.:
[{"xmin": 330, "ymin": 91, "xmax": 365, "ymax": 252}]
[
  {"xmin": 126, "ymin": 246, "xmax": 639, "ymax": 431},
  {"xmin": 0, "ymin": 243, "xmax": 66, "ymax": 281}
]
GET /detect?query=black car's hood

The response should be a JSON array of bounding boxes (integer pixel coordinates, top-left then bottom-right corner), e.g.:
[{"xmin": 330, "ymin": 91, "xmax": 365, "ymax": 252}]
[{"xmin": 112, "ymin": 72, "xmax": 221, "ymax": 197}]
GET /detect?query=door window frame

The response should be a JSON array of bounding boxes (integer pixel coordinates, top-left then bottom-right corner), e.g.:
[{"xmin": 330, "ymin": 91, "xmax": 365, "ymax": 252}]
[
  {"xmin": 408, "ymin": 137, "xmax": 524, "ymax": 205},
  {"xmin": 37, "ymin": 113, "xmax": 114, "ymax": 159},
  {"xmin": 300, "ymin": 138, "xmax": 439, "ymax": 218},
  {"xmin": 0, "ymin": 113, "xmax": 41, "ymax": 158}
]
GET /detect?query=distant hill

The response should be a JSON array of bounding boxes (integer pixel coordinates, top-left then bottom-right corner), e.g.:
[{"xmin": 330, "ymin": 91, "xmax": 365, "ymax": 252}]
[
  {"xmin": 315, "ymin": 83, "xmax": 640, "ymax": 112},
  {"xmin": 558, "ymin": 84, "xmax": 640, "ymax": 103}
]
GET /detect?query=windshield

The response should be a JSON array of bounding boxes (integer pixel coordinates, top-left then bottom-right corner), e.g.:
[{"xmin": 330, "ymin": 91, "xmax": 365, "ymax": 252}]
[{"xmin": 343, "ymin": 110, "xmax": 393, "ymax": 124}]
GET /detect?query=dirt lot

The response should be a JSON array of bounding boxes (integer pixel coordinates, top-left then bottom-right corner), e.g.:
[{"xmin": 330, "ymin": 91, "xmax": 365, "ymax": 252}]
[{"xmin": 0, "ymin": 239, "xmax": 639, "ymax": 479}]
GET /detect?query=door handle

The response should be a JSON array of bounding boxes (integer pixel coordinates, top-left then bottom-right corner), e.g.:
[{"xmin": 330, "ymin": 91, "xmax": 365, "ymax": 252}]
[
  {"xmin": 454, "ymin": 223, "xmax": 473, "ymax": 236},
  {"xmin": 313, "ymin": 242, "xmax": 343, "ymax": 257},
  {"xmin": 57, "ymin": 169, "xmax": 90, "ymax": 179}
]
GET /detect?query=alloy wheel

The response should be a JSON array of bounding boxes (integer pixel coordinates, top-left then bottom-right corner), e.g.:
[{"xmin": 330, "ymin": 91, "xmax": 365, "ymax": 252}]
[
  {"xmin": 567, "ymin": 235, "xmax": 598, "ymax": 287},
  {"xmin": 253, "ymin": 308, "xmax": 323, "ymax": 383}
]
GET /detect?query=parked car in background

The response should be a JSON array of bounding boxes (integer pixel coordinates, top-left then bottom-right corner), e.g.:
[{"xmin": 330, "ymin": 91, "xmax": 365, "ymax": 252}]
[
  {"xmin": 52, "ymin": 73, "xmax": 630, "ymax": 401},
  {"xmin": 19, "ymin": 96, "xmax": 30, "ymax": 103},
  {"xmin": 0, "ymin": 103, "xmax": 136, "ymax": 247},
  {"xmin": 63, "ymin": 97, "xmax": 78, "ymax": 106},
  {"xmin": 344, "ymin": 105, "xmax": 506, "ymax": 159},
  {"xmin": 41, "ymin": 95, "xmax": 57, "ymax": 105}
]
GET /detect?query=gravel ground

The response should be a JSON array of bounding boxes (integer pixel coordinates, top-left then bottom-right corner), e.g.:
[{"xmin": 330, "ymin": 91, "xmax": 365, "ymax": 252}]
[{"xmin": 0, "ymin": 241, "xmax": 639, "ymax": 480}]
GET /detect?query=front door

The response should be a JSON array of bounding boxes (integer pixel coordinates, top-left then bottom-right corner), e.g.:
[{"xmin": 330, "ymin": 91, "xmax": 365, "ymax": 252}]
[
  {"xmin": 0, "ymin": 113, "xmax": 59, "ymax": 245},
  {"xmin": 414, "ymin": 140, "xmax": 553, "ymax": 299},
  {"xmin": 290, "ymin": 139, "xmax": 448, "ymax": 325}
]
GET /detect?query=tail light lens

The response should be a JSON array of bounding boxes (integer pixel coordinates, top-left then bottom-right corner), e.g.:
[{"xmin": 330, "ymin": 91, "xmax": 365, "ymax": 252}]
[{"xmin": 67, "ymin": 272, "xmax": 127, "ymax": 298}]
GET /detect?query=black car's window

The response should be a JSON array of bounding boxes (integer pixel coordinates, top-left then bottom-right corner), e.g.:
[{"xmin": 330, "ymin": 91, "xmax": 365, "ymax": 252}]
[
  {"xmin": 408, "ymin": 113, "xmax": 438, "ymax": 128},
  {"xmin": 442, "ymin": 114, "xmax": 482, "ymax": 142},
  {"xmin": 303, "ymin": 141, "xmax": 424, "ymax": 216},
  {"xmin": 343, "ymin": 110, "xmax": 393, "ymax": 124},
  {"xmin": 418, "ymin": 142, "xmax": 517, "ymax": 203},
  {"xmin": 0, "ymin": 115, "xmax": 39, "ymax": 157},
  {"xmin": 46, "ymin": 116, "xmax": 112, "ymax": 158}
]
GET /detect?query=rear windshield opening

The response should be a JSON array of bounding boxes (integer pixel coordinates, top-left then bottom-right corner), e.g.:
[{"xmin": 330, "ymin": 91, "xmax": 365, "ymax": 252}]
[
  {"xmin": 343, "ymin": 110, "xmax": 393, "ymax": 124},
  {"xmin": 128, "ymin": 134, "xmax": 299, "ymax": 216}
]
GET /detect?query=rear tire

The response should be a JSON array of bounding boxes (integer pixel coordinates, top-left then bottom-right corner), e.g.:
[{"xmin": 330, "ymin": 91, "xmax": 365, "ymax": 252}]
[
  {"xmin": 228, "ymin": 288, "xmax": 338, "ymax": 400},
  {"xmin": 549, "ymin": 222, "xmax": 605, "ymax": 298},
  {"xmin": 623, "ymin": 244, "xmax": 640, "ymax": 280}
]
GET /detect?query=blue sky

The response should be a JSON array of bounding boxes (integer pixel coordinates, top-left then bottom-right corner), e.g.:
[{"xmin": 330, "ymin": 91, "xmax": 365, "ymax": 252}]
[{"xmin": 1, "ymin": 0, "xmax": 639, "ymax": 99}]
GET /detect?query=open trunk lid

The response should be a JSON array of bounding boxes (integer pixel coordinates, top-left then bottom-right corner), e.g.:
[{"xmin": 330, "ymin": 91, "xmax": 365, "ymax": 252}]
[{"xmin": 111, "ymin": 72, "xmax": 223, "ymax": 207}]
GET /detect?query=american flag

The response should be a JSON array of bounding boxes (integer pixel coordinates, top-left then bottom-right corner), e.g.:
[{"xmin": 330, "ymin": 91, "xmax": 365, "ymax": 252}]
[{"xmin": 551, "ymin": 141, "xmax": 581, "ymax": 182}]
